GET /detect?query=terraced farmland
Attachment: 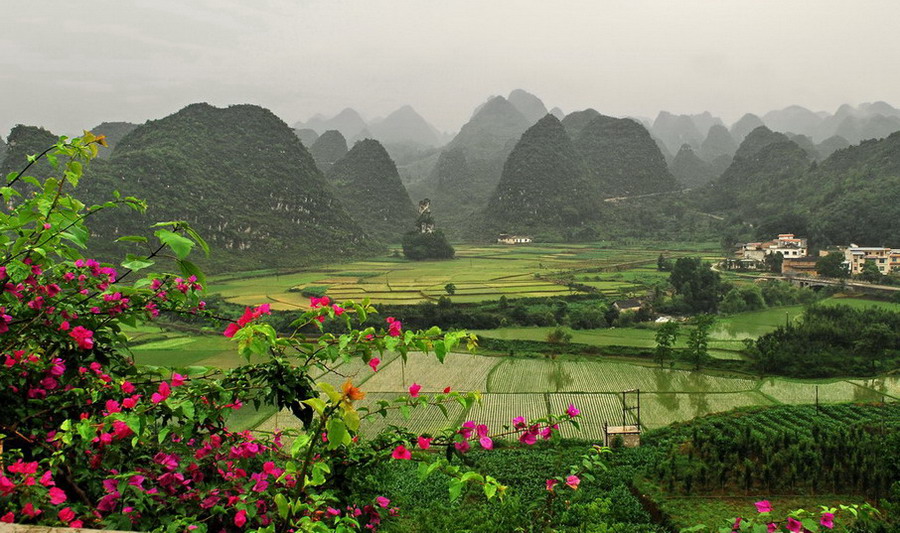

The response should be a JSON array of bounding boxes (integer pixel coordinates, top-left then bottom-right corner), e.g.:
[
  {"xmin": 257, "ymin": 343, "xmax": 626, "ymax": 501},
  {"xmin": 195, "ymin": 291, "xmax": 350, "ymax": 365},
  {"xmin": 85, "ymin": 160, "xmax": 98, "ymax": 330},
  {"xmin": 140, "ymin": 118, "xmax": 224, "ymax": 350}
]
[
  {"xmin": 208, "ymin": 243, "xmax": 691, "ymax": 309},
  {"xmin": 464, "ymin": 393, "xmax": 550, "ymax": 434}
]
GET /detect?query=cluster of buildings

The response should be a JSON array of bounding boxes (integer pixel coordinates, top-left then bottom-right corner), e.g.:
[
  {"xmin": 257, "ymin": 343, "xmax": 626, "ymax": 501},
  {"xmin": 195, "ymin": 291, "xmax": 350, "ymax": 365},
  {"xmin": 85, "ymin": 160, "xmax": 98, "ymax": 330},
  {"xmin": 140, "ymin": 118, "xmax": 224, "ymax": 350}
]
[
  {"xmin": 727, "ymin": 233, "xmax": 899, "ymax": 277},
  {"xmin": 843, "ymin": 245, "xmax": 900, "ymax": 275}
]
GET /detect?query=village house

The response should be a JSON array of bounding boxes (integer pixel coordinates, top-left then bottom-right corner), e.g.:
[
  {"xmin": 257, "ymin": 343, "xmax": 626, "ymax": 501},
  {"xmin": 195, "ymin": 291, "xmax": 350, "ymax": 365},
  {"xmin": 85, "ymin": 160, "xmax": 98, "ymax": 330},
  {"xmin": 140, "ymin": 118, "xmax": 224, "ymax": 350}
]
[
  {"xmin": 497, "ymin": 234, "xmax": 533, "ymax": 245},
  {"xmin": 727, "ymin": 233, "xmax": 809, "ymax": 271},
  {"xmin": 843, "ymin": 244, "xmax": 900, "ymax": 275}
]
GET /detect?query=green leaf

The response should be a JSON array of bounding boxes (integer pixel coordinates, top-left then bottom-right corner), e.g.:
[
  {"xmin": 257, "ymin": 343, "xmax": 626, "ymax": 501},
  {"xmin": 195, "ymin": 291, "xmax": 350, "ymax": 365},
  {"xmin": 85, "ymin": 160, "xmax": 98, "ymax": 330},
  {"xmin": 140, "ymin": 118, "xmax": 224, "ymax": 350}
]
[
  {"xmin": 154, "ymin": 229, "xmax": 194, "ymax": 260},
  {"xmin": 184, "ymin": 225, "xmax": 210, "ymax": 257},
  {"xmin": 122, "ymin": 254, "xmax": 155, "ymax": 272},
  {"xmin": 177, "ymin": 259, "xmax": 206, "ymax": 286},
  {"xmin": 274, "ymin": 494, "xmax": 289, "ymax": 519},
  {"xmin": 325, "ymin": 418, "xmax": 348, "ymax": 450},
  {"xmin": 399, "ymin": 404, "xmax": 411, "ymax": 420},
  {"xmin": 434, "ymin": 341, "xmax": 447, "ymax": 363},
  {"xmin": 302, "ymin": 398, "xmax": 326, "ymax": 415},
  {"xmin": 448, "ymin": 479, "xmax": 464, "ymax": 501},
  {"xmin": 484, "ymin": 482, "xmax": 497, "ymax": 499},
  {"xmin": 317, "ymin": 382, "xmax": 341, "ymax": 404},
  {"xmin": 116, "ymin": 235, "xmax": 149, "ymax": 243},
  {"xmin": 344, "ymin": 409, "xmax": 360, "ymax": 432}
]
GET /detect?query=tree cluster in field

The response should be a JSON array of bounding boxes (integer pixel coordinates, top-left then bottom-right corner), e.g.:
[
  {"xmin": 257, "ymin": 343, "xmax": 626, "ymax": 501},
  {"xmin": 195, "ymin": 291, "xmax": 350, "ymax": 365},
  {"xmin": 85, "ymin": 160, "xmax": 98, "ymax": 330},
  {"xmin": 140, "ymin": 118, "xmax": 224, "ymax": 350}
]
[
  {"xmin": 655, "ymin": 257, "xmax": 823, "ymax": 315},
  {"xmin": 644, "ymin": 404, "xmax": 900, "ymax": 504},
  {"xmin": 748, "ymin": 304, "xmax": 900, "ymax": 377},
  {"xmin": 314, "ymin": 295, "xmax": 621, "ymax": 334}
]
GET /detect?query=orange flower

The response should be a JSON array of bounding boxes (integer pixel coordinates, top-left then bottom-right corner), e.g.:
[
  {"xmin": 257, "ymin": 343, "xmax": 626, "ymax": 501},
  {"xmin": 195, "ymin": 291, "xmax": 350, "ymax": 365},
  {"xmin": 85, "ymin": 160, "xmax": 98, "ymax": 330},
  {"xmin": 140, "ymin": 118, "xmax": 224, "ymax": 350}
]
[{"xmin": 341, "ymin": 379, "xmax": 365, "ymax": 402}]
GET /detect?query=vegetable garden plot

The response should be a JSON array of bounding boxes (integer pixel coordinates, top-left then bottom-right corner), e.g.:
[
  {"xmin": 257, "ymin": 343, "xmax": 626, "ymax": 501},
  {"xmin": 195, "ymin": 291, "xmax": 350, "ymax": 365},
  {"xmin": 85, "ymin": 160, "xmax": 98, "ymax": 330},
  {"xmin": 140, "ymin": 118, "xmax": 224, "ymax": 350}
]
[
  {"xmin": 759, "ymin": 379, "xmax": 883, "ymax": 404},
  {"xmin": 464, "ymin": 393, "xmax": 549, "ymax": 439},
  {"xmin": 638, "ymin": 391, "xmax": 774, "ymax": 428},
  {"xmin": 487, "ymin": 358, "xmax": 557, "ymax": 393},
  {"xmin": 554, "ymin": 361, "xmax": 756, "ymax": 393},
  {"xmin": 361, "ymin": 352, "xmax": 498, "ymax": 393},
  {"xmin": 547, "ymin": 393, "xmax": 623, "ymax": 440}
]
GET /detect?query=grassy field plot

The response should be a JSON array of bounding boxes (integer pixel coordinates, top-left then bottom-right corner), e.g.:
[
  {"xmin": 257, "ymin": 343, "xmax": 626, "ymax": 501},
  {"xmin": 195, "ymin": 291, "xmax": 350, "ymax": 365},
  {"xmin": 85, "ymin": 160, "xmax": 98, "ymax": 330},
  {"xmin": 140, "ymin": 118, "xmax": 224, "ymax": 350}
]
[
  {"xmin": 760, "ymin": 379, "xmax": 886, "ymax": 404},
  {"xmin": 554, "ymin": 360, "xmax": 756, "ymax": 393},
  {"xmin": 638, "ymin": 392, "xmax": 775, "ymax": 428},
  {"xmin": 362, "ymin": 352, "xmax": 498, "ymax": 393},
  {"xmin": 850, "ymin": 376, "xmax": 900, "ymax": 400},
  {"xmin": 487, "ymin": 358, "xmax": 557, "ymax": 393}
]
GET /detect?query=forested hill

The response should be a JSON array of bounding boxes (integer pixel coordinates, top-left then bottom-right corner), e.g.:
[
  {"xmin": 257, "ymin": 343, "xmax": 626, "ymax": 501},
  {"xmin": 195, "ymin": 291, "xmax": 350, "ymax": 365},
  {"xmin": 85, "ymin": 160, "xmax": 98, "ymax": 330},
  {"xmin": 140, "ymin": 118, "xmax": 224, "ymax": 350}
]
[
  {"xmin": 76, "ymin": 103, "xmax": 378, "ymax": 271},
  {"xmin": 90, "ymin": 121, "xmax": 139, "ymax": 158},
  {"xmin": 706, "ymin": 127, "xmax": 900, "ymax": 247},
  {"xmin": 326, "ymin": 138, "xmax": 417, "ymax": 243},
  {"xmin": 573, "ymin": 113, "xmax": 679, "ymax": 197},
  {"xmin": 483, "ymin": 115, "xmax": 594, "ymax": 235},
  {"xmin": 0, "ymin": 125, "xmax": 58, "ymax": 180}
]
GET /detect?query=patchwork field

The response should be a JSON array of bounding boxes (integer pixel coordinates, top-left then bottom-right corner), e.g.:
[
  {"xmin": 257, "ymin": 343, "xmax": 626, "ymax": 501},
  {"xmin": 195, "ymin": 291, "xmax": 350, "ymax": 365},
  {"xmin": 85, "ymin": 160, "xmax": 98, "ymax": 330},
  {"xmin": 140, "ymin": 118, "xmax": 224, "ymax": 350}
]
[{"xmin": 207, "ymin": 243, "xmax": 697, "ymax": 309}]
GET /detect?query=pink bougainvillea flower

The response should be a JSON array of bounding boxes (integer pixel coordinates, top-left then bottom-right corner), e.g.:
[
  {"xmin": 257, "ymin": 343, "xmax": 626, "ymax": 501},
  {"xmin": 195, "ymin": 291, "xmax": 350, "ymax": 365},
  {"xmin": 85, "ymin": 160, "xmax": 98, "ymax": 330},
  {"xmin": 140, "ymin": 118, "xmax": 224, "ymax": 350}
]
[
  {"xmin": 512, "ymin": 416, "xmax": 526, "ymax": 429},
  {"xmin": 151, "ymin": 381, "xmax": 171, "ymax": 404},
  {"xmin": 332, "ymin": 304, "xmax": 344, "ymax": 316},
  {"xmin": 546, "ymin": 479, "xmax": 558, "ymax": 492},
  {"xmin": 375, "ymin": 496, "xmax": 390, "ymax": 508},
  {"xmin": 786, "ymin": 517, "xmax": 802, "ymax": 532},
  {"xmin": 368, "ymin": 358, "xmax": 380, "ymax": 372},
  {"xmin": 0, "ymin": 476, "xmax": 15, "ymax": 495},
  {"xmin": 234, "ymin": 509, "xmax": 247, "ymax": 527},
  {"xmin": 0, "ymin": 512, "xmax": 13, "ymax": 523},
  {"xmin": 171, "ymin": 373, "xmax": 186, "ymax": 387},
  {"xmin": 519, "ymin": 430, "xmax": 537, "ymax": 445},
  {"xmin": 309, "ymin": 296, "xmax": 330, "ymax": 308},
  {"xmin": 417, "ymin": 436, "xmax": 432, "ymax": 450},
  {"xmin": 408, "ymin": 383, "xmax": 421, "ymax": 398},
  {"xmin": 475, "ymin": 424, "xmax": 489, "ymax": 438},
  {"xmin": 223, "ymin": 323, "xmax": 241, "ymax": 338},
  {"xmin": 454, "ymin": 440, "xmax": 471, "ymax": 453},
  {"xmin": 391, "ymin": 445, "xmax": 412, "ymax": 460},
  {"xmin": 566, "ymin": 404, "xmax": 580, "ymax": 417},
  {"xmin": 820, "ymin": 512, "xmax": 835, "ymax": 529},
  {"xmin": 459, "ymin": 420, "xmax": 475, "ymax": 439},
  {"xmin": 57, "ymin": 507, "xmax": 75, "ymax": 524},
  {"xmin": 766, "ymin": 524, "xmax": 777, "ymax": 533},
  {"xmin": 48, "ymin": 487, "xmax": 67, "ymax": 505},
  {"xmin": 479, "ymin": 437, "xmax": 493, "ymax": 450},
  {"xmin": 565, "ymin": 475, "xmax": 580, "ymax": 490},
  {"xmin": 326, "ymin": 507, "xmax": 341, "ymax": 516},
  {"xmin": 755, "ymin": 500, "xmax": 772, "ymax": 513},
  {"xmin": 68, "ymin": 326, "xmax": 94, "ymax": 350},
  {"xmin": 386, "ymin": 316, "xmax": 402, "ymax": 336},
  {"xmin": 733, "ymin": 517, "xmax": 742, "ymax": 530}
]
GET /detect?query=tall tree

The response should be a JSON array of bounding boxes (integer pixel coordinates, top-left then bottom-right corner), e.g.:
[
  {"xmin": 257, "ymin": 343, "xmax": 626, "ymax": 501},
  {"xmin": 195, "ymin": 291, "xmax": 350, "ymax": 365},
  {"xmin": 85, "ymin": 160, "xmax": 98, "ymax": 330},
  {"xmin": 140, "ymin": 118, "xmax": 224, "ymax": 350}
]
[
  {"xmin": 685, "ymin": 314, "xmax": 715, "ymax": 370},
  {"xmin": 654, "ymin": 322, "xmax": 680, "ymax": 368}
]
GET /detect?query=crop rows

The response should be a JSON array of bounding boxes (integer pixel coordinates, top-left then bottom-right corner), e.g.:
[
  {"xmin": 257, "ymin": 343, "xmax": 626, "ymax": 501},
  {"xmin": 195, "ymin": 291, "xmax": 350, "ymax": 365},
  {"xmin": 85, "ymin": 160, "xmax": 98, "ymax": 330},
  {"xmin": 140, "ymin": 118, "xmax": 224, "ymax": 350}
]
[
  {"xmin": 547, "ymin": 393, "xmax": 623, "ymax": 440},
  {"xmin": 362, "ymin": 352, "xmax": 497, "ymax": 393},
  {"xmin": 312, "ymin": 353, "xmax": 400, "ymax": 389},
  {"xmin": 487, "ymin": 358, "xmax": 557, "ymax": 393},
  {"xmin": 464, "ymin": 393, "xmax": 550, "ymax": 439},
  {"xmin": 357, "ymin": 393, "xmax": 465, "ymax": 437},
  {"xmin": 554, "ymin": 361, "xmax": 756, "ymax": 393}
]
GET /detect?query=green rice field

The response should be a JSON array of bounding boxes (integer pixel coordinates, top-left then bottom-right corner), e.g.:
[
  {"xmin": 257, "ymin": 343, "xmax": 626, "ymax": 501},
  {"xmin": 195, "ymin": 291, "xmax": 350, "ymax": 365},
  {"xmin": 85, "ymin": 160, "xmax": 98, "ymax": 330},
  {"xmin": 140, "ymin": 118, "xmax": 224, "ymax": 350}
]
[
  {"xmin": 208, "ymin": 244, "xmax": 697, "ymax": 310},
  {"xmin": 250, "ymin": 351, "xmax": 898, "ymax": 438}
]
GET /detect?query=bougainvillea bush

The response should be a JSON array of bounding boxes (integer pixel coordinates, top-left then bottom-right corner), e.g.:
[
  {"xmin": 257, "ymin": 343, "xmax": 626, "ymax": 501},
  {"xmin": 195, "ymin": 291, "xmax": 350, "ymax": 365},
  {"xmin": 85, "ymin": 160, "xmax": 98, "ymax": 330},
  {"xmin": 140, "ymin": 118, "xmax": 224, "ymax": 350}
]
[
  {"xmin": 0, "ymin": 135, "xmax": 600, "ymax": 532},
  {"xmin": 0, "ymin": 135, "xmax": 875, "ymax": 532}
]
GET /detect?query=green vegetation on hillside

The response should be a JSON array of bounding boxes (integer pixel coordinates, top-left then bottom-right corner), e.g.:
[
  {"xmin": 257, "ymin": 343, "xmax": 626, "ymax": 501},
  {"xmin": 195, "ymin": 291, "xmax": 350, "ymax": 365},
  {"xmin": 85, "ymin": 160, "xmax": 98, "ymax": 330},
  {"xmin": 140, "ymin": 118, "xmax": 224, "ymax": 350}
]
[{"xmin": 78, "ymin": 103, "xmax": 380, "ymax": 271}]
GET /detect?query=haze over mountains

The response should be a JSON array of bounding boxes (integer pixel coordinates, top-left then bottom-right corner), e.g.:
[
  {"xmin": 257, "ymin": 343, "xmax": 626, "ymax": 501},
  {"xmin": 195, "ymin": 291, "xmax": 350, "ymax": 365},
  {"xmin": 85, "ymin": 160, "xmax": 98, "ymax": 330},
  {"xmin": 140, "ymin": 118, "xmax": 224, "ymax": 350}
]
[{"xmin": 3, "ymin": 88, "xmax": 900, "ymax": 271}]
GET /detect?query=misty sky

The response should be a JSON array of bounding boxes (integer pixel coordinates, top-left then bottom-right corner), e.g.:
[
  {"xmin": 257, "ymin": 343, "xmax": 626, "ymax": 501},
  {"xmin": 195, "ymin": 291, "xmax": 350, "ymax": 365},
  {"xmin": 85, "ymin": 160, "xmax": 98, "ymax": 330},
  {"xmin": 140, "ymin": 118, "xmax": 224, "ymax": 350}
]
[{"xmin": 2, "ymin": 0, "xmax": 899, "ymax": 137}]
